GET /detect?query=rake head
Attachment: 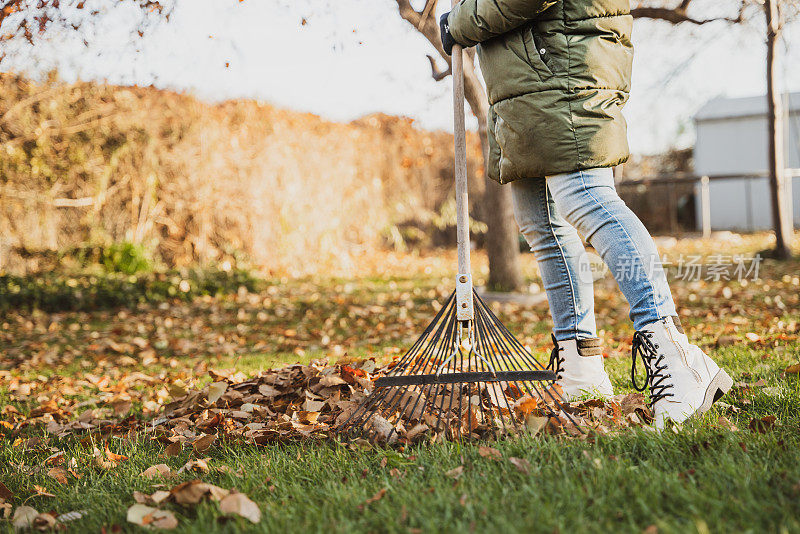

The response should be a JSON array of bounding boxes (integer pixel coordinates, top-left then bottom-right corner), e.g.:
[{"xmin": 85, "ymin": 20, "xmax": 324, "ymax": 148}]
[{"xmin": 337, "ymin": 290, "xmax": 582, "ymax": 443}]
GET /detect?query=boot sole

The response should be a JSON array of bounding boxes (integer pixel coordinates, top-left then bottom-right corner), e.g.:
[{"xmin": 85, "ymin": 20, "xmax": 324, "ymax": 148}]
[{"xmin": 697, "ymin": 369, "xmax": 734, "ymax": 415}]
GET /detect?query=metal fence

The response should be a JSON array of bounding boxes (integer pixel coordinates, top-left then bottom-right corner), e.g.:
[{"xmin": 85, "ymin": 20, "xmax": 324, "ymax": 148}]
[{"xmin": 616, "ymin": 169, "xmax": 800, "ymax": 237}]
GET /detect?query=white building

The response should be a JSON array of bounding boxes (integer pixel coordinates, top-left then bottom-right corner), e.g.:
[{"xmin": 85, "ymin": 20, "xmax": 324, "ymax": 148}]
[{"xmin": 693, "ymin": 92, "xmax": 800, "ymax": 231}]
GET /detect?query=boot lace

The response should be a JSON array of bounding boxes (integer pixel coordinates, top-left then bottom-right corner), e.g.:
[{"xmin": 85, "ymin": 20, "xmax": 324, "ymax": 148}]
[
  {"xmin": 547, "ymin": 334, "xmax": 565, "ymax": 381},
  {"xmin": 631, "ymin": 331, "xmax": 675, "ymax": 406}
]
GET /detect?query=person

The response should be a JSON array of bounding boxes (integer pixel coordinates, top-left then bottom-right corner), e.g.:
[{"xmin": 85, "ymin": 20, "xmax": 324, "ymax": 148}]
[{"xmin": 439, "ymin": 0, "xmax": 732, "ymax": 429}]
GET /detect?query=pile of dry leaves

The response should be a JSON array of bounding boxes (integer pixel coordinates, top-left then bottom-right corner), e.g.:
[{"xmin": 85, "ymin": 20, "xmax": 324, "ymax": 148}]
[{"xmin": 135, "ymin": 357, "xmax": 654, "ymax": 451}]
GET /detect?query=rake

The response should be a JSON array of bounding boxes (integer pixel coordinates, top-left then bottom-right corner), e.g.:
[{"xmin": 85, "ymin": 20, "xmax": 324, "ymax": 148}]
[{"xmin": 337, "ymin": 9, "xmax": 580, "ymax": 443}]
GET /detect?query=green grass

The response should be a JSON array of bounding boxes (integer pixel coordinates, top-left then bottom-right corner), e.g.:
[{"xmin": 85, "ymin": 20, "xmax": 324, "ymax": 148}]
[
  {"xmin": 3, "ymin": 240, "xmax": 800, "ymax": 532},
  {"xmin": 2, "ymin": 342, "xmax": 799, "ymax": 532}
]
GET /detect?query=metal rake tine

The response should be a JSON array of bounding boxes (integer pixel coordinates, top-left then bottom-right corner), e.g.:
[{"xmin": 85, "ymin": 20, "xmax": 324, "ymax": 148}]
[
  {"xmin": 473, "ymin": 305, "xmax": 522, "ymax": 430},
  {"xmin": 388, "ymin": 291, "xmax": 456, "ymax": 374},
  {"xmin": 474, "ymin": 306, "xmax": 564, "ymax": 424},
  {"xmin": 378, "ymin": 303, "xmax": 458, "ymax": 438},
  {"xmin": 441, "ymin": 344, "xmax": 464, "ymax": 440},
  {"xmin": 473, "ymin": 311, "xmax": 516, "ymax": 433},
  {"xmin": 475, "ymin": 297, "xmax": 583, "ymax": 433},
  {"xmin": 338, "ymin": 297, "xmax": 457, "ymax": 437},
  {"xmin": 375, "ymin": 299, "xmax": 461, "ymax": 443},
  {"xmin": 373, "ymin": 298, "xmax": 456, "ymax": 416},
  {"xmin": 473, "ymin": 294, "xmax": 585, "ymax": 432},
  {"xmin": 469, "ymin": 322, "xmax": 503, "ymax": 436}
]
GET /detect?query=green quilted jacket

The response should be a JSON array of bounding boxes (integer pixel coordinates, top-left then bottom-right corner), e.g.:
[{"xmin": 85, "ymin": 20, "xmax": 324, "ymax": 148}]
[{"xmin": 447, "ymin": 0, "xmax": 633, "ymax": 183}]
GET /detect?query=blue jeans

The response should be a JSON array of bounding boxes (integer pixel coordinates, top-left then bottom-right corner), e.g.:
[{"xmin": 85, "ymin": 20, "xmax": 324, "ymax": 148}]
[{"xmin": 510, "ymin": 167, "xmax": 677, "ymax": 340}]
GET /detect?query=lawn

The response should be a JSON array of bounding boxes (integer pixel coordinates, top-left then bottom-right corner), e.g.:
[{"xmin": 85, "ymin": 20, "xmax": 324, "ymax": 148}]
[{"xmin": 2, "ymin": 234, "xmax": 800, "ymax": 532}]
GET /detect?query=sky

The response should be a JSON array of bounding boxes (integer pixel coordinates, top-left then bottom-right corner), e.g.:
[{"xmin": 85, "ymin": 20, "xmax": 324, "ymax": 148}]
[{"xmin": 4, "ymin": 0, "xmax": 800, "ymax": 155}]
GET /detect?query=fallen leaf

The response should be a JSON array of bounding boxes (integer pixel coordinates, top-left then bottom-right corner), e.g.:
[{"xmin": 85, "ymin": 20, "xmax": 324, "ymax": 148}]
[
  {"xmin": 745, "ymin": 332, "xmax": 761, "ymax": 342},
  {"xmin": 717, "ymin": 416, "xmax": 739, "ymax": 431},
  {"xmin": 193, "ymin": 434, "xmax": 216, "ymax": 453},
  {"xmin": 784, "ymin": 363, "xmax": 800, "ymax": 375},
  {"xmin": 525, "ymin": 415, "xmax": 549, "ymax": 436},
  {"xmin": 749, "ymin": 415, "xmax": 777, "ymax": 433},
  {"xmin": 509, "ymin": 457, "xmax": 532, "ymax": 474},
  {"xmin": 140, "ymin": 464, "xmax": 173, "ymax": 479},
  {"xmin": 478, "ymin": 445, "xmax": 502, "ymax": 460},
  {"xmin": 177, "ymin": 458, "xmax": 210, "ymax": 474},
  {"xmin": 445, "ymin": 466, "xmax": 464, "ymax": 479},
  {"xmin": 127, "ymin": 504, "xmax": 178, "ymax": 530},
  {"xmin": 0, "ymin": 481, "xmax": 13, "ymax": 500},
  {"xmin": 12, "ymin": 506, "xmax": 38, "ymax": 530},
  {"xmin": 219, "ymin": 491, "xmax": 262, "ymax": 523},
  {"xmin": 57, "ymin": 510, "xmax": 86, "ymax": 523},
  {"xmin": 32, "ymin": 485, "xmax": 55, "ymax": 498},
  {"xmin": 296, "ymin": 411, "xmax": 320, "ymax": 424},
  {"xmin": 512, "ymin": 396, "xmax": 538, "ymax": 417},
  {"xmin": 319, "ymin": 375, "xmax": 347, "ymax": 387},
  {"xmin": 104, "ymin": 444, "xmax": 128, "ymax": 465},
  {"xmin": 360, "ymin": 488, "xmax": 387, "ymax": 508},
  {"xmin": 47, "ymin": 466, "xmax": 70, "ymax": 484},
  {"xmin": 207, "ymin": 382, "xmax": 228, "ymax": 404},
  {"xmin": 164, "ymin": 442, "xmax": 183, "ymax": 457},
  {"xmin": 170, "ymin": 480, "xmax": 229, "ymax": 505}
]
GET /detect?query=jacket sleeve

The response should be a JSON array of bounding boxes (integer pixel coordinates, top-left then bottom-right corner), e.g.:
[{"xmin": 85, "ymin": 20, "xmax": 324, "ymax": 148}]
[{"xmin": 447, "ymin": 0, "xmax": 558, "ymax": 47}]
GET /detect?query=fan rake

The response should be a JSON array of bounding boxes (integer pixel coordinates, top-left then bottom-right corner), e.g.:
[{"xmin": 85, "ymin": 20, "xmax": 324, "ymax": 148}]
[
  {"xmin": 336, "ymin": 289, "xmax": 584, "ymax": 442},
  {"xmin": 336, "ymin": 13, "xmax": 581, "ymax": 443}
]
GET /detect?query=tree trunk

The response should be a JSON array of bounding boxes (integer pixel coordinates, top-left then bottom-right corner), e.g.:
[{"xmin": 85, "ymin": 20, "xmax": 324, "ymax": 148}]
[
  {"xmin": 765, "ymin": 0, "xmax": 793, "ymax": 259},
  {"xmin": 394, "ymin": 1, "xmax": 524, "ymax": 292}
]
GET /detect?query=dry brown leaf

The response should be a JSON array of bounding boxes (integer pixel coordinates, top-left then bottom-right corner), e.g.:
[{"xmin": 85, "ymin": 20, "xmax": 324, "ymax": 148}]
[
  {"xmin": 32, "ymin": 485, "xmax": 56, "ymax": 498},
  {"xmin": 296, "ymin": 411, "xmax": 320, "ymax": 424},
  {"xmin": 512, "ymin": 395, "xmax": 538, "ymax": 417},
  {"xmin": 749, "ymin": 415, "xmax": 777, "ymax": 433},
  {"xmin": 784, "ymin": 363, "xmax": 800, "ymax": 375},
  {"xmin": 140, "ymin": 464, "xmax": 174, "ymax": 479},
  {"xmin": 509, "ymin": 457, "xmax": 532, "ymax": 474},
  {"xmin": 361, "ymin": 488, "xmax": 387, "ymax": 507},
  {"xmin": 717, "ymin": 416, "xmax": 739, "ymax": 431},
  {"xmin": 193, "ymin": 434, "xmax": 216, "ymax": 453},
  {"xmin": 319, "ymin": 375, "xmax": 347, "ymax": 387},
  {"xmin": 170, "ymin": 480, "xmax": 230, "ymax": 505},
  {"xmin": 177, "ymin": 458, "xmax": 210, "ymax": 474},
  {"xmin": 12, "ymin": 506, "xmax": 39, "ymax": 530},
  {"xmin": 127, "ymin": 504, "xmax": 178, "ymax": 530},
  {"xmin": 445, "ymin": 465, "xmax": 464, "ymax": 479},
  {"xmin": 104, "ymin": 444, "xmax": 128, "ymax": 465},
  {"xmin": 477, "ymin": 446, "xmax": 502, "ymax": 460},
  {"xmin": 208, "ymin": 382, "xmax": 228, "ymax": 404},
  {"xmin": 164, "ymin": 442, "xmax": 183, "ymax": 457},
  {"xmin": 525, "ymin": 415, "xmax": 549, "ymax": 436},
  {"xmin": 0, "ymin": 481, "xmax": 14, "ymax": 501},
  {"xmin": 219, "ymin": 492, "xmax": 262, "ymax": 523},
  {"xmin": 47, "ymin": 466, "xmax": 70, "ymax": 485}
]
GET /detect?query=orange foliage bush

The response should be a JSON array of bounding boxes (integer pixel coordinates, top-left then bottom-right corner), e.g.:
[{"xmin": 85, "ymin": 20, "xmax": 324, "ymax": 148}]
[{"xmin": 0, "ymin": 72, "xmax": 484, "ymax": 276}]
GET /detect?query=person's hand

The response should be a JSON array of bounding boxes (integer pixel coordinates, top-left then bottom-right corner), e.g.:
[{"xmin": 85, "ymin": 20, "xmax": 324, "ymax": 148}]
[{"xmin": 439, "ymin": 12, "xmax": 456, "ymax": 56}]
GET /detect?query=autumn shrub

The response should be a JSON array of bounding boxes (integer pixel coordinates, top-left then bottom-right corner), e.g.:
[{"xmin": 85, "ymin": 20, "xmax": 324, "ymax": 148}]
[{"xmin": 0, "ymin": 72, "xmax": 486, "ymax": 277}]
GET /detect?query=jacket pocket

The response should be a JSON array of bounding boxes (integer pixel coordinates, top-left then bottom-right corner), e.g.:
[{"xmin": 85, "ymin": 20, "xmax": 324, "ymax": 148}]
[{"xmin": 521, "ymin": 26, "xmax": 554, "ymax": 79}]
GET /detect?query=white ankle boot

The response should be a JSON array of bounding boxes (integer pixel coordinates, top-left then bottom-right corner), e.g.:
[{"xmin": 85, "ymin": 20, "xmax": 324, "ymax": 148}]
[
  {"xmin": 632, "ymin": 317, "xmax": 733, "ymax": 430},
  {"xmin": 549, "ymin": 335, "xmax": 614, "ymax": 400}
]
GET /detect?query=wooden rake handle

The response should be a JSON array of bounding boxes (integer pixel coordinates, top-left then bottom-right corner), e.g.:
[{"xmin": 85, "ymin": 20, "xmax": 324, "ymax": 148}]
[{"xmin": 451, "ymin": 0, "xmax": 474, "ymax": 322}]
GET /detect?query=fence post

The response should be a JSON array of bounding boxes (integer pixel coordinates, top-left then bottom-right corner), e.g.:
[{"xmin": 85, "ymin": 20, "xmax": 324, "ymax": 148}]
[
  {"xmin": 785, "ymin": 170, "xmax": 794, "ymax": 230},
  {"xmin": 700, "ymin": 175, "xmax": 711, "ymax": 239}
]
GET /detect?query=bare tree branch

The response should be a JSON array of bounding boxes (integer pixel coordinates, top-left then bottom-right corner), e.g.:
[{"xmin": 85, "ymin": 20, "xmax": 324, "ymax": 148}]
[
  {"xmin": 631, "ymin": 0, "xmax": 748, "ymax": 25},
  {"xmin": 417, "ymin": 0, "xmax": 438, "ymax": 30},
  {"xmin": 426, "ymin": 54, "xmax": 451, "ymax": 81}
]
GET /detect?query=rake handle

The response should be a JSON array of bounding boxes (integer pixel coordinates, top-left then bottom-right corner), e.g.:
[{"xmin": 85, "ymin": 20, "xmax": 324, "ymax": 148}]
[
  {"xmin": 452, "ymin": 43, "xmax": 470, "ymax": 278},
  {"xmin": 451, "ymin": 2, "xmax": 474, "ymax": 321}
]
